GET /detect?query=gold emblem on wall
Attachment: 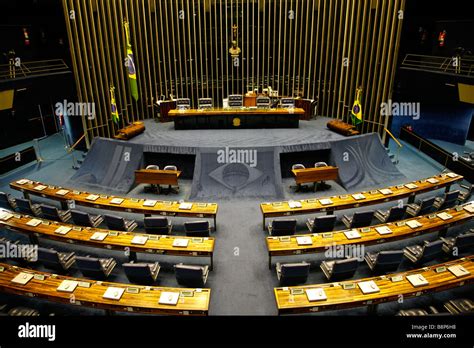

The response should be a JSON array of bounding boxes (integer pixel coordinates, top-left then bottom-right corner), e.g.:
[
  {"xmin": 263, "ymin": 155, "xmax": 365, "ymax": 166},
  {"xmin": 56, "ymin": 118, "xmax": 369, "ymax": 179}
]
[{"xmin": 233, "ymin": 118, "xmax": 241, "ymax": 127}]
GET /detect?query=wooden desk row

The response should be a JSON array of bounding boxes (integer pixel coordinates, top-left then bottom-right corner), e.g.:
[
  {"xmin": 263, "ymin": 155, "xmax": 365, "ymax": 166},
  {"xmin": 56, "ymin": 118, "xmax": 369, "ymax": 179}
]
[
  {"xmin": 266, "ymin": 202, "xmax": 474, "ymax": 268},
  {"xmin": 10, "ymin": 179, "xmax": 218, "ymax": 230},
  {"xmin": 0, "ymin": 263, "xmax": 210, "ymax": 315},
  {"xmin": 274, "ymin": 255, "xmax": 474, "ymax": 315},
  {"xmin": 0, "ymin": 212, "xmax": 215, "ymax": 269},
  {"xmin": 260, "ymin": 172, "xmax": 463, "ymax": 229}
]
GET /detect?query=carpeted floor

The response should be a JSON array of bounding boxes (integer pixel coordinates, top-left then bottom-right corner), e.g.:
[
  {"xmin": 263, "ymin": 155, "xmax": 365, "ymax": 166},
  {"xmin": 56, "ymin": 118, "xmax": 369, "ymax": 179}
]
[{"xmin": 0, "ymin": 130, "xmax": 472, "ymax": 316}]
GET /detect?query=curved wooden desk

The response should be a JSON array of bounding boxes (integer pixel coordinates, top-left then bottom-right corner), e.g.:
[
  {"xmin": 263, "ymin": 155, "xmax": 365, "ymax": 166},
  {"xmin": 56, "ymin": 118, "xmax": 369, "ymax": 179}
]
[
  {"xmin": 10, "ymin": 179, "xmax": 219, "ymax": 230},
  {"xmin": 0, "ymin": 212, "xmax": 215, "ymax": 269},
  {"xmin": 274, "ymin": 255, "xmax": 474, "ymax": 315},
  {"xmin": 0, "ymin": 263, "xmax": 210, "ymax": 315},
  {"xmin": 260, "ymin": 172, "xmax": 463, "ymax": 229},
  {"xmin": 266, "ymin": 203, "xmax": 474, "ymax": 268}
]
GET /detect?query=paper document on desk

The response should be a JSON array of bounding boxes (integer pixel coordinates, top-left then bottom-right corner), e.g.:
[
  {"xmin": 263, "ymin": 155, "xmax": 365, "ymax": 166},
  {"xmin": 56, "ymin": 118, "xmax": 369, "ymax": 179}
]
[
  {"xmin": 306, "ymin": 288, "xmax": 327, "ymax": 301},
  {"xmin": 352, "ymin": 193, "xmax": 366, "ymax": 200},
  {"xmin": 103, "ymin": 287, "xmax": 125, "ymax": 300},
  {"xmin": 448, "ymin": 265, "xmax": 470, "ymax": 278},
  {"xmin": 172, "ymin": 238, "xmax": 189, "ymax": 247},
  {"xmin": 404, "ymin": 183, "xmax": 418, "ymax": 189},
  {"xmin": 426, "ymin": 178, "xmax": 439, "ymax": 184},
  {"xmin": 90, "ymin": 232, "xmax": 108, "ymax": 241},
  {"xmin": 375, "ymin": 226, "xmax": 393, "ymax": 235},
  {"xmin": 406, "ymin": 274, "xmax": 429, "ymax": 287},
  {"xmin": 16, "ymin": 179, "xmax": 29, "ymax": 185},
  {"xmin": 318, "ymin": 199, "xmax": 333, "ymax": 206},
  {"xmin": 11, "ymin": 272, "xmax": 34, "ymax": 285},
  {"xmin": 0, "ymin": 211, "xmax": 13, "ymax": 221},
  {"xmin": 358, "ymin": 281, "xmax": 380, "ymax": 294},
  {"xmin": 143, "ymin": 200, "xmax": 157, "ymax": 207},
  {"xmin": 159, "ymin": 291, "xmax": 180, "ymax": 305},
  {"xmin": 463, "ymin": 204, "xmax": 474, "ymax": 213},
  {"xmin": 406, "ymin": 220, "xmax": 422, "ymax": 229},
  {"xmin": 110, "ymin": 198, "xmax": 124, "ymax": 205},
  {"xmin": 55, "ymin": 226, "xmax": 71, "ymax": 235},
  {"xmin": 57, "ymin": 280, "xmax": 78, "ymax": 293},
  {"xmin": 296, "ymin": 236, "xmax": 313, "ymax": 246},
  {"xmin": 85, "ymin": 194, "xmax": 99, "ymax": 201},
  {"xmin": 344, "ymin": 230, "xmax": 361, "ymax": 240},
  {"xmin": 131, "ymin": 235, "xmax": 148, "ymax": 245},
  {"xmin": 179, "ymin": 202, "xmax": 193, "ymax": 210},
  {"xmin": 34, "ymin": 185, "xmax": 47, "ymax": 191},
  {"xmin": 378, "ymin": 189, "xmax": 393, "ymax": 195},
  {"xmin": 437, "ymin": 212, "xmax": 453, "ymax": 221},
  {"xmin": 56, "ymin": 189, "xmax": 69, "ymax": 196},
  {"xmin": 288, "ymin": 201, "xmax": 302, "ymax": 209},
  {"xmin": 26, "ymin": 219, "xmax": 42, "ymax": 227}
]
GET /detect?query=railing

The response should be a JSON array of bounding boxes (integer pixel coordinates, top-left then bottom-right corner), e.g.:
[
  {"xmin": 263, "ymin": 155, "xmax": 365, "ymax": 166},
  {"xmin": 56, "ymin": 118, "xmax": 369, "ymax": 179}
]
[
  {"xmin": 400, "ymin": 126, "xmax": 473, "ymax": 183},
  {"xmin": 401, "ymin": 54, "xmax": 474, "ymax": 78},
  {"xmin": 0, "ymin": 59, "xmax": 70, "ymax": 81},
  {"xmin": 384, "ymin": 127, "xmax": 402, "ymax": 164}
]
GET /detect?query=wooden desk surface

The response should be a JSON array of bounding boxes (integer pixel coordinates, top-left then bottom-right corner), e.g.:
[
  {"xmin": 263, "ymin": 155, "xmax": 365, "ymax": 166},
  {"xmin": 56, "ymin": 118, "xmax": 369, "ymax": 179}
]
[
  {"xmin": 135, "ymin": 169, "xmax": 182, "ymax": 185},
  {"xmin": 168, "ymin": 108, "xmax": 305, "ymax": 117},
  {"xmin": 274, "ymin": 255, "xmax": 474, "ymax": 314},
  {"xmin": 0, "ymin": 262, "xmax": 210, "ymax": 315},
  {"xmin": 291, "ymin": 166, "xmax": 339, "ymax": 184},
  {"xmin": 10, "ymin": 179, "xmax": 218, "ymax": 218},
  {"xmin": 261, "ymin": 172, "xmax": 462, "ymax": 218},
  {"xmin": 0, "ymin": 213, "xmax": 215, "ymax": 257},
  {"xmin": 267, "ymin": 203, "xmax": 474, "ymax": 256}
]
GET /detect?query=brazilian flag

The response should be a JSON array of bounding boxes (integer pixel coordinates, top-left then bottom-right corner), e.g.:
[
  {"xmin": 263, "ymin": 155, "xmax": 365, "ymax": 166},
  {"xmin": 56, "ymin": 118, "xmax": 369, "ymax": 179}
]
[
  {"xmin": 124, "ymin": 21, "xmax": 139, "ymax": 101},
  {"xmin": 110, "ymin": 86, "xmax": 119, "ymax": 124},
  {"xmin": 351, "ymin": 87, "xmax": 363, "ymax": 126}
]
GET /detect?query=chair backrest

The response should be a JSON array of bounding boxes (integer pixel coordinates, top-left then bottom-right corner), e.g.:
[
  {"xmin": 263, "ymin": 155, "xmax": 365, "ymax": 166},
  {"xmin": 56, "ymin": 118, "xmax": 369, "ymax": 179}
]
[
  {"xmin": 280, "ymin": 263, "xmax": 310, "ymax": 278},
  {"xmin": 418, "ymin": 197, "xmax": 435, "ymax": 214},
  {"xmin": 386, "ymin": 206, "xmax": 406, "ymax": 222},
  {"xmin": 175, "ymin": 264, "xmax": 203, "ymax": 286},
  {"xmin": 184, "ymin": 221, "xmax": 209, "ymax": 233},
  {"xmin": 144, "ymin": 217, "xmax": 170, "ymax": 234},
  {"xmin": 40, "ymin": 204, "xmax": 59, "ymax": 219},
  {"xmin": 146, "ymin": 165, "xmax": 159, "ymax": 170},
  {"xmin": 376, "ymin": 250, "xmax": 404, "ymax": 265},
  {"xmin": 144, "ymin": 217, "xmax": 169, "ymax": 228},
  {"xmin": 0, "ymin": 192, "xmax": 13, "ymax": 210},
  {"xmin": 420, "ymin": 240, "xmax": 444, "ymax": 261},
  {"xmin": 71, "ymin": 210, "xmax": 91, "ymax": 226},
  {"xmin": 271, "ymin": 219, "xmax": 297, "ymax": 235},
  {"xmin": 312, "ymin": 215, "xmax": 336, "ymax": 233},
  {"xmin": 104, "ymin": 215, "xmax": 126, "ymax": 230},
  {"xmin": 75, "ymin": 256, "xmax": 103, "ymax": 277},
  {"xmin": 163, "ymin": 165, "xmax": 178, "ymax": 171},
  {"xmin": 16, "ymin": 198, "xmax": 33, "ymax": 214},
  {"xmin": 314, "ymin": 162, "xmax": 328, "ymax": 168},
  {"xmin": 123, "ymin": 263, "xmax": 153, "ymax": 283},
  {"xmin": 442, "ymin": 190, "xmax": 460, "ymax": 207},
  {"xmin": 292, "ymin": 164, "xmax": 305, "ymax": 170},
  {"xmin": 351, "ymin": 211, "xmax": 374, "ymax": 227},
  {"xmin": 38, "ymin": 247, "xmax": 60, "ymax": 266},
  {"xmin": 331, "ymin": 258, "xmax": 359, "ymax": 277},
  {"xmin": 455, "ymin": 233, "xmax": 474, "ymax": 251}
]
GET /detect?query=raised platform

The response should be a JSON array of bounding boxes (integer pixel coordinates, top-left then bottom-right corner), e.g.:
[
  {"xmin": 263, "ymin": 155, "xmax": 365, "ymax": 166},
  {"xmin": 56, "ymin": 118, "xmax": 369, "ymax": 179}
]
[{"xmin": 68, "ymin": 118, "xmax": 405, "ymax": 198}]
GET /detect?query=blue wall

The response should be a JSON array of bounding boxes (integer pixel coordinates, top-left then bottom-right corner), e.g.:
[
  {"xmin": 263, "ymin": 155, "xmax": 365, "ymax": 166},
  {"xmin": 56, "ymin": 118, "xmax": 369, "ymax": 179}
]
[{"xmin": 390, "ymin": 104, "xmax": 473, "ymax": 145}]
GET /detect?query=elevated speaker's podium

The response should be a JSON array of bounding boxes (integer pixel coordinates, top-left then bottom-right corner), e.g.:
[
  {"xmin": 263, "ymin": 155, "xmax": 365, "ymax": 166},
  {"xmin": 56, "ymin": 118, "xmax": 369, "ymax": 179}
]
[{"xmin": 168, "ymin": 108, "xmax": 304, "ymax": 129}]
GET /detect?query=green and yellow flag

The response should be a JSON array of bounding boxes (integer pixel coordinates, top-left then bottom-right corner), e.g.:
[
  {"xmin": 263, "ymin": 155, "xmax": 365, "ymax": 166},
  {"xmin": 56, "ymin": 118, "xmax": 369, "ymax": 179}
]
[
  {"xmin": 351, "ymin": 87, "xmax": 363, "ymax": 126},
  {"xmin": 110, "ymin": 86, "xmax": 119, "ymax": 124},
  {"xmin": 124, "ymin": 21, "xmax": 139, "ymax": 101}
]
